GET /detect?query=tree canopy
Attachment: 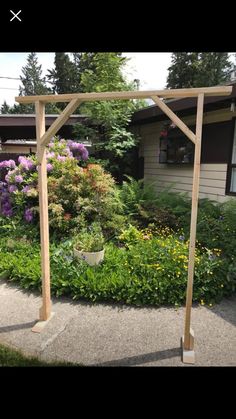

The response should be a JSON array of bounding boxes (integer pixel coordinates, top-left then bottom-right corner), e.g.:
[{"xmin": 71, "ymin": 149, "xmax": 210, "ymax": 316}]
[
  {"xmin": 167, "ymin": 52, "xmax": 232, "ymax": 88},
  {"xmin": 1, "ymin": 53, "xmax": 59, "ymax": 114}
]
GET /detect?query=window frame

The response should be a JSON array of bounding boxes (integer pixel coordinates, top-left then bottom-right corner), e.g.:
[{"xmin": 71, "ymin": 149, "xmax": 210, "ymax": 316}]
[{"xmin": 226, "ymin": 117, "xmax": 236, "ymax": 197}]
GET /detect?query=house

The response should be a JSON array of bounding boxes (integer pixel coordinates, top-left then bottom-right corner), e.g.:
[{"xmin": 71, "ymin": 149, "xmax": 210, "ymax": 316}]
[
  {"xmin": 0, "ymin": 113, "xmax": 92, "ymax": 157},
  {"xmin": 130, "ymin": 81, "xmax": 236, "ymax": 202}
]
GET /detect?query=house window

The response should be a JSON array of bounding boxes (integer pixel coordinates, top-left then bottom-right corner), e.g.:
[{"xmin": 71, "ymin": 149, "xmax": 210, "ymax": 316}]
[
  {"xmin": 201, "ymin": 121, "xmax": 232, "ymax": 163},
  {"xmin": 230, "ymin": 168, "xmax": 236, "ymax": 192},
  {"xmin": 159, "ymin": 129, "xmax": 194, "ymax": 164},
  {"xmin": 159, "ymin": 120, "xmax": 232, "ymax": 165},
  {"xmin": 228, "ymin": 120, "xmax": 236, "ymax": 194}
]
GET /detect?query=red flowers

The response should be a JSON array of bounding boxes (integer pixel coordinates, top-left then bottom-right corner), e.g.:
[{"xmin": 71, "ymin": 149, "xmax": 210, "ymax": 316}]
[{"xmin": 160, "ymin": 130, "xmax": 168, "ymax": 137}]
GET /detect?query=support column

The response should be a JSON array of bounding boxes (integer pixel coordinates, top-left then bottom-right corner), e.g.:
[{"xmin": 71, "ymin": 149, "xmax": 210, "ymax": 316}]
[
  {"xmin": 35, "ymin": 101, "xmax": 51, "ymax": 322},
  {"xmin": 182, "ymin": 93, "xmax": 204, "ymax": 363}
]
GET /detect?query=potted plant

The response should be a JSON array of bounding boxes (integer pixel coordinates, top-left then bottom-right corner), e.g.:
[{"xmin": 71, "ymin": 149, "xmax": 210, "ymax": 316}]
[{"xmin": 73, "ymin": 222, "xmax": 105, "ymax": 266}]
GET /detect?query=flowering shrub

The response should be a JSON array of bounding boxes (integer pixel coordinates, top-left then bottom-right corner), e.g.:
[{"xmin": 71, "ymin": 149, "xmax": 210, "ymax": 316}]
[{"xmin": 0, "ymin": 137, "xmax": 123, "ymax": 237}]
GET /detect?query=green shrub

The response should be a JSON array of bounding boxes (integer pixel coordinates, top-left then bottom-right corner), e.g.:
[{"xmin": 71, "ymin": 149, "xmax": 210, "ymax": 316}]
[
  {"xmin": 0, "ymin": 238, "xmax": 41, "ymax": 289},
  {"xmin": 119, "ymin": 178, "xmax": 192, "ymax": 230},
  {"xmin": 1, "ymin": 232, "xmax": 234, "ymax": 307},
  {"xmin": 120, "ymin": 176, "xmax": 159, "ymax": 217},
  {"xmin": 222, "ymin": 199, "xmax": 236, "ymax": 231},
  {"xmin": 194, "ymin": 199, "xmax": 236, "ymax": 259},
  {"xmin": 118, "ymin": 224, "xmax": 143, "ymax": 246},
  {"xmin": 0, "ymin": 137, "xmax": 124, "ymax": 240}
]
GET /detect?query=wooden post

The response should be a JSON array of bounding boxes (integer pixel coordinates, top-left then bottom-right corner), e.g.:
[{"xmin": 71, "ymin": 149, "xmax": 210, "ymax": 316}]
[
  {"xmin": 35, "ymin": 101, "xmax": 51, "ymax": 321},
  {"xmin": 183, "ymin": 93, "xmax": 204, "ymax": 357}
]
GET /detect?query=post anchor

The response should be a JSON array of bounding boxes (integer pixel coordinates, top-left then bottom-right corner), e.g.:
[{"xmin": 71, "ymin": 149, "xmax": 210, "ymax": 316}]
[
  {"xmin": 181, "ymin": 328, "xmax": 195, "ymax": 364},
  {"xmin": 32, "ymin": 308, "xmax": 55, "ymax": 333}
]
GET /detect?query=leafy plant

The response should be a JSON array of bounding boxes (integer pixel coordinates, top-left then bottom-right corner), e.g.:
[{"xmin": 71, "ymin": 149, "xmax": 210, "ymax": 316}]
[
  {"xmin": 120, "ymin": 176, "xmax": 159, "ymax": 216},
  {"xmin": 73, "ymin": 223, "xmax": 105, "ymax": 252},
  {"xmin": 118, "ymin": 224, "xmax": 144, "ymax": 246},
  {"xmin": 0, "ymin": 230, "xmax": 234, "ymax": 307},
  {"xmin": 0, "ymin": 137, "xmax": 125, "ymax": 240}
]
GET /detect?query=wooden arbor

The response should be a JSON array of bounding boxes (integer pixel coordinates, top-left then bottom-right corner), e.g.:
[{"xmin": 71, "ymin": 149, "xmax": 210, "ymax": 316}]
[{"xmin": 16, "ymin": 86, "xmax": 232, "ymax": 363}]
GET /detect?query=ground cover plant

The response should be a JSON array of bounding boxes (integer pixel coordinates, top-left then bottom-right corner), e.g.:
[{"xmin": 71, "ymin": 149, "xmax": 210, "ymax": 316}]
[
  {"xmin": 0, "ymin": 343, "xmax": 76, "ymax": 367},
  {"xmin": 0, "ymin": 226, "xmax": 234, "ymax": 307}
]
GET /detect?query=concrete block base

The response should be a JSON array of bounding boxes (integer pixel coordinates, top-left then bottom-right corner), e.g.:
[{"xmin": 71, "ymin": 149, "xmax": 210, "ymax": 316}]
[
  {"xmin": 181, "ymin": 328, "xmax": 195, "ymax": 364},
  {"xmin": 31, "ymin": 312, "xmax": 55, "ymax": 333}
]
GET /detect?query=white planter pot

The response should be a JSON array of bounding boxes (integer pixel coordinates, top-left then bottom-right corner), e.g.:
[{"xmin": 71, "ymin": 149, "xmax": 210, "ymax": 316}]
[{"xmin": 73, "ymin": 248, "xmax": 105, "ymax": 266}]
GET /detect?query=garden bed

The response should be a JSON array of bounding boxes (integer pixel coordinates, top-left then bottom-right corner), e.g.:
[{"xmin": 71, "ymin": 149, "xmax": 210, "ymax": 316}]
[
  {"xmin": 0, "ymin": 138, "xmax": 235, "ymax": 308},
  {"xmin": 0, "ymin": 228, "xmax": 234, "ymax": 307}
]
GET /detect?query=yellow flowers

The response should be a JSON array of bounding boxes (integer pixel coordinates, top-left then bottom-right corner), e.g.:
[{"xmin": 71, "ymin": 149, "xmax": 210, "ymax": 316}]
[
  {"xmin": 146, "ymin": 263, "xmax": 162, "ymax": 270},
  {"xmin": 200, "ymin": 300, "xmax": 205, "ymax": 305}
]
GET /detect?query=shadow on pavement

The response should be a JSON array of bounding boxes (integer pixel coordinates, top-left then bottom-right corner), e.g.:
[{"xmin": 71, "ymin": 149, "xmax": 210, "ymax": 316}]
[
  {"xmin": 0, "ymin": 321, "xmax": 36, "ymax": 333},
  {"xmin": 92, "ymin": 347, "xmax": 181, "ymax": 366}
]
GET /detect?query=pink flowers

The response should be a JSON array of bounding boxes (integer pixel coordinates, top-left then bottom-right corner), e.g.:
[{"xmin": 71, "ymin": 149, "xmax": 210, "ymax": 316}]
[
  {"xmin": 0, "ymin": 137, "xmax": 89, "ymax": 222},
  {"xmin": 18, "ymin": 156, "xmax": 35, "ymax": 171},
  {"xmin": 0, "ymin": 159, "xmax": 16, "ymax": 169},
  {"xmin": 22, "ymin": 185, "xmax": 31, "ymax": 194},
  {"xmin": 67, "ymin": 140, "xmax": 89, "ymax": 161},
  {"xmin": 57, "ymin": 155, "xmax": 66, "ymax": 162},
  {"xmin": 15, "ymin": 175, "xmax": 24, "ymax": 183},
  {"xmin": 160, "ymin": 130, "xmax": 168, "ymax": 137},
  {"xmin": 24, "ymin": 208, "xmax": 33, "ymax": 222},
  {"xmin": 8, "ymin": 185, "xmax": 18, "ymax": 193},
  {"xmin": 46, "ymin": 163, "xmax": 53, "ymax": 172}
]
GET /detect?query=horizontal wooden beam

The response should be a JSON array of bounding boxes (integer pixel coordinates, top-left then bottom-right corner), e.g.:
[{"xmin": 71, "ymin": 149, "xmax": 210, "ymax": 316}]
[
  {"xmin": 15, "ymin": 86, "xmax": 232, "ymax": 104},
  {"xmin": 39, "ymin": 98, "xmax": 81, "ymax": 149},
  {"xmin": 151, "ymin": 96, "xmax": 196, "ymax": 144}
]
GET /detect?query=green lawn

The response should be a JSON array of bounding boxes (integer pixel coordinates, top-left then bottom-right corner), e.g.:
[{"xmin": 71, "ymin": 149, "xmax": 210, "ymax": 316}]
[{"xmin": 0, "ymin": 343, "xmax": 77, "ymax": 367}]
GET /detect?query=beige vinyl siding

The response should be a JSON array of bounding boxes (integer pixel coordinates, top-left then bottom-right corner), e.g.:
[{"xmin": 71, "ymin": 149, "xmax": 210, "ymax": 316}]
[
  {"xmin": 135, "ymin": 110, "xmax": 236, "ymax": 203},
  {"xmin": 0, "ymin": 144, "xmax": 37, "ymax": 154}
]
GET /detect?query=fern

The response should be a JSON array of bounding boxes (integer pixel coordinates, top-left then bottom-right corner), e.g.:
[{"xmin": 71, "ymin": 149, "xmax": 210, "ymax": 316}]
[{"xmin": 120, "ymin": 176, "xmax": 159, "ymax": 215}]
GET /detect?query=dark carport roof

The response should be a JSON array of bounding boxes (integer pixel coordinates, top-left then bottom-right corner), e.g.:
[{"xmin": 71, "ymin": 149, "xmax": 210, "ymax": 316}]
[
  {"xmin": 131, "ymin": 81, "xmax": 236, "ymax": 125},
  {"xmin": 0, "ymin": 114, "xmax": 88, "ymax": 141}
]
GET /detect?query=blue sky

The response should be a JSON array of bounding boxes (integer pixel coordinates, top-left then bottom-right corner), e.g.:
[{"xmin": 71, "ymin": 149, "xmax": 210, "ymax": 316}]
[{"xmin": 0, "ymin": 53, "xmax": 235, "ymax": 107}]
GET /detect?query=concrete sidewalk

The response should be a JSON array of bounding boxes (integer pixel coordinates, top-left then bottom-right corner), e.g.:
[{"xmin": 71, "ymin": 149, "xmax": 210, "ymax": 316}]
[{"xmin": 0, "ymin": 280, "xmax": 235, "ymax": 366}]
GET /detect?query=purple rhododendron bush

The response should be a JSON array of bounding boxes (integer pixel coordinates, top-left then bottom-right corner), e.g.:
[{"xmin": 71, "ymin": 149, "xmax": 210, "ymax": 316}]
[{"xmin": 0, "ymin": 137, "xmax": 124, "ymax": 239}]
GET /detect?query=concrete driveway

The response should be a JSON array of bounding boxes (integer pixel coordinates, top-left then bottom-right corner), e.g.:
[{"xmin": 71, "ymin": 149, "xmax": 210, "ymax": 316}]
[{"xmin": 0, "ymin": 280, "xmax": 235, "ymax": 366}]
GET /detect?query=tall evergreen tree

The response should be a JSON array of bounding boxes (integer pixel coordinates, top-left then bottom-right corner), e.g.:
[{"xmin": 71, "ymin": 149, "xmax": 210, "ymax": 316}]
[
  {"xmin": 73, "ymin": 52, "xmax": 96, "ymax": 77},
  {"xmin": 0, "ymin": 102, "xmax": 23, "ymax": 114},
  {"xmin": 18, "ymin": 52, "xmax": 53, "ymax": 113},
  {"xmin": 197, "ymin": 53, "xmax": 231, "ymax": 86},
  {"xmin": 47, "ymin": 53, "xmax": 80, "ymax": 94},
  {"xmin": 19, "ymin": 52, "xmax": 49, "ymax": 97},
  {"xmin": 166, "ymin": 53, "xmax": 200, "ymax": 88},
  {"xmin": 167, "ymin": 52, "xmax": 232, "ymax": 88},
  {"xmin": 1, "ymin": 101, "xmax": 12, "ymax": 114},
  {"xmin": 47, "ymin": 53, "xmax": 83, "ymax": 110},
  {"xmin": 2, "ymin": 53, "xmax": 58, "ymax": 114}
]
